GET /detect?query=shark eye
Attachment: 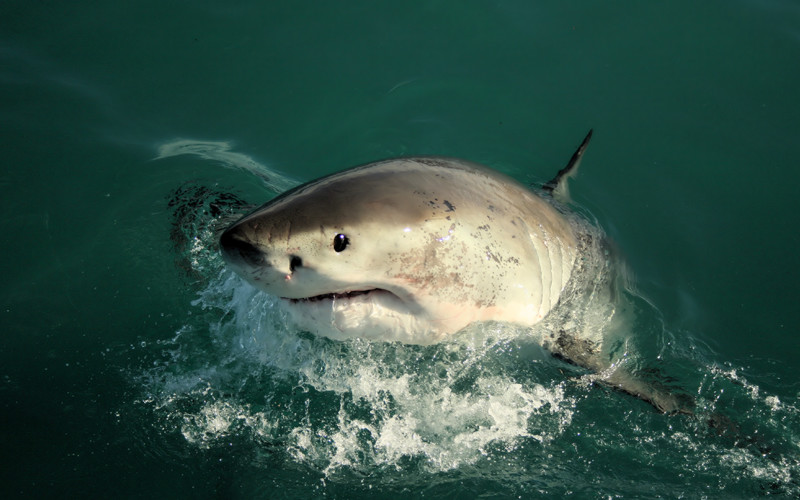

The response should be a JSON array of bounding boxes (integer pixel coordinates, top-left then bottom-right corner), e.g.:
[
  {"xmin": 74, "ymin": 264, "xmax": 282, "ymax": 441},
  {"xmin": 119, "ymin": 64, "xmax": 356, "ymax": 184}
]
[{"xmin": 333, "ymin": 233, "xmax": 349, "ymax": 252}]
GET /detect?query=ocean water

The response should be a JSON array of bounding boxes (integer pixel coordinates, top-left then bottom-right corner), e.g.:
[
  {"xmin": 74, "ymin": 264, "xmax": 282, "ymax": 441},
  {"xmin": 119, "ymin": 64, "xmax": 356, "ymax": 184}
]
[{"xmin": 2, "ymin": 1, "xmax": 800, "ymax": 498}]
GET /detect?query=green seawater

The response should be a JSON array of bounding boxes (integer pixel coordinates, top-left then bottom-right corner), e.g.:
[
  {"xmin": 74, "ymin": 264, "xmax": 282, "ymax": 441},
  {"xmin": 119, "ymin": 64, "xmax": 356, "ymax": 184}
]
[{"xmin": 2, "ymin": 1, "xmax": 799, "ymax": 497}]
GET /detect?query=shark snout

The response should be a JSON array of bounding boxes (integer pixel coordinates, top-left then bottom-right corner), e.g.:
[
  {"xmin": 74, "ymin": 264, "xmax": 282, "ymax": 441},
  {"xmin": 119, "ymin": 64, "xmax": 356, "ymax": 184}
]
[{"xmin": 219, "ymin": 227, "xmax": 266, "ymax": 269}]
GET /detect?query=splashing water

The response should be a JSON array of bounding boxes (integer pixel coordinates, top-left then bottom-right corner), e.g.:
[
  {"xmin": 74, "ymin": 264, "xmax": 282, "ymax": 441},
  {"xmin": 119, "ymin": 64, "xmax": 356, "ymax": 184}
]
[{"xmin": 140, "ymin": 267, "xmax": 580, "ymax": 476}]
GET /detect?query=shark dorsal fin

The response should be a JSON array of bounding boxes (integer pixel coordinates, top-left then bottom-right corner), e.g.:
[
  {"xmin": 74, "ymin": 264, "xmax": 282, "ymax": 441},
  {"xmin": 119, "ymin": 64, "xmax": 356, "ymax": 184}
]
[{"xmin": 542, "ymin": 129, "xmax": 593, "ymax": 202}]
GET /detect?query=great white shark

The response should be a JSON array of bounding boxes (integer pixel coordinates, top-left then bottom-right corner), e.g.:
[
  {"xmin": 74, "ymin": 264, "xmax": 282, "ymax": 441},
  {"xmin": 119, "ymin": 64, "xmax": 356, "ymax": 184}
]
[{"xmin": 219, "ymin": 132, "xmax": 687, "ymax": 413}]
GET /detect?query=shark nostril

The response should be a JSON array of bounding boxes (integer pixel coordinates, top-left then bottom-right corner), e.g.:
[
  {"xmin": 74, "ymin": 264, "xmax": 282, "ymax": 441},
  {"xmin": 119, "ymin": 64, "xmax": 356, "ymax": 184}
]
[{"xmin": 289, "ymin": 255, "xmax": 303, "ymax": 273}]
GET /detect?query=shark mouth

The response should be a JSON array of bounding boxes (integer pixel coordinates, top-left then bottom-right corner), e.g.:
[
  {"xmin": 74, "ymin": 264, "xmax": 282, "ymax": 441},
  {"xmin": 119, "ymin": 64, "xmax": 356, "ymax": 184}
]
[
  {"xmin": 277, "ymin": 287, "xmax": 436, "ymax": 344},
  {"xmin": 283, "ymin": 288, "xmax": 392, "ymax": 304}
]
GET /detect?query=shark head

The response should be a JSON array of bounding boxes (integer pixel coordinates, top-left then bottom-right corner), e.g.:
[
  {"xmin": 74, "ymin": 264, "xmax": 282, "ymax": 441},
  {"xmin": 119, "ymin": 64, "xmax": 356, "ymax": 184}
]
[{"xmin": 220, "ymin": 158, "xmax": 578, "ymax": 344}]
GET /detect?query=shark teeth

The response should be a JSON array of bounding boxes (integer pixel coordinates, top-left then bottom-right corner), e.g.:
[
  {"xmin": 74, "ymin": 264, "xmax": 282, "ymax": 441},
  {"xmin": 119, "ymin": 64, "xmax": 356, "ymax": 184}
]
[{"xmin": 285, "ymin": 289, "xmax": 379, "ymax": 303}]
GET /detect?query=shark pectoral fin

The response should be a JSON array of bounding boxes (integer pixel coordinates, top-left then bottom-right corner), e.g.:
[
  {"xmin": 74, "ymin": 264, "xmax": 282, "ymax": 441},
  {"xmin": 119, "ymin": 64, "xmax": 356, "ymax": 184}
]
[
  {"xmin": 600, "ymin": 367, "xmax": 695, "ymax": 415},
  {"xmin": 542, "ymin": 129, "xmax": 593, "ymax": 203}
]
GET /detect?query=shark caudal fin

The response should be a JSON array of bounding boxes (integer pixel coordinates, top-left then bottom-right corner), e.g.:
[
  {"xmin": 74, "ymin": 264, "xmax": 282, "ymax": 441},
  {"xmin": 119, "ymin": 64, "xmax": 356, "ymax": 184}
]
[{"xmin": 542, "ymin": 129, "xmax": 593, "ymax": 202}]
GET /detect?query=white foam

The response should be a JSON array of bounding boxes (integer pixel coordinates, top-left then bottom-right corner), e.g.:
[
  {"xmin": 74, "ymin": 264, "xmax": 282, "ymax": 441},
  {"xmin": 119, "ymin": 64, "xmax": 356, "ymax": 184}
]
[{"xmin": 144, "ymin": 256, "xmax": 578, "ymax": 474}]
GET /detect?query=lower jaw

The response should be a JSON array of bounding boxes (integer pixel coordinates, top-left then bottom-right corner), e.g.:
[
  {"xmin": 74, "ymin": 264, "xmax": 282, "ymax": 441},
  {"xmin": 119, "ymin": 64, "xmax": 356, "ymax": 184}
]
[{"xmin": 279, "ymin": 294, "xmax": 443, "ymax": 344}]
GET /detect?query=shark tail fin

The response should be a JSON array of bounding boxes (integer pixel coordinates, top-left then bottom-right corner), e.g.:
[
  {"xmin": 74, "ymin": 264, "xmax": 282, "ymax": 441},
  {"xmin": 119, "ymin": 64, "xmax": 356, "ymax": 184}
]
[{"xmin": 542, "ymin": 129, "xmax": 593, "ymax": 202}]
